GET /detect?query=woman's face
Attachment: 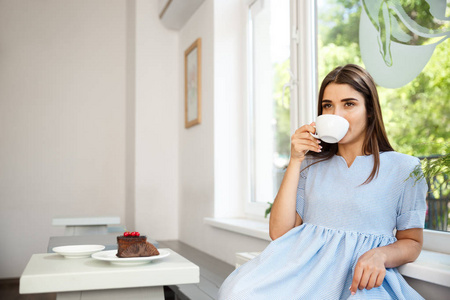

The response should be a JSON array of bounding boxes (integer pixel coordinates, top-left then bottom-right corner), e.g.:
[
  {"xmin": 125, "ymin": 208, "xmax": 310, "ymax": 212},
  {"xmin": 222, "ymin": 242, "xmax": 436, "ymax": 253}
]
[{"xmin": 321, "ymin": 83, "xmax": 368, "ymax": 147}]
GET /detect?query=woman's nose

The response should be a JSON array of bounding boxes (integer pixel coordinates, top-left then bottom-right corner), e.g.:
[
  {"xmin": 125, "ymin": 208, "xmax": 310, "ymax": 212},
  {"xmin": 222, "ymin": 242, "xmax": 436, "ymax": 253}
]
[{"xmin": 332, "ymin": 109, "xmax": 344, "ymax": 117}]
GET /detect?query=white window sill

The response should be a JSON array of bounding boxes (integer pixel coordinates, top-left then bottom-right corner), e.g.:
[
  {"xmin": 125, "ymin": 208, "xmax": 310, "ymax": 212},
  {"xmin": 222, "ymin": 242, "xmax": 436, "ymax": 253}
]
[
  {"xmin": 398, "ymin": 250, "xmax": 450, "ymax": 287},
  {"xmin": 204, "ymin": 217, "xmax": 272, "ymax": 241},
  {"xmin": 205, "ymin": 217, "xmax": 450, "ymax": 288}
]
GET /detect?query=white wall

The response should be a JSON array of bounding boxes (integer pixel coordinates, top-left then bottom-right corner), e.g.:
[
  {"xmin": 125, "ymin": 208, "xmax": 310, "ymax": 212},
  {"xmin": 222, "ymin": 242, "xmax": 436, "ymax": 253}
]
[
  {"xmin": 178, "ymin": 0, "xmax": 216, "ymax": 250},
  {"xmin": 134, "ymin": 0, "xmax": 179, "ymax": 240},
  {"xmin": 0, "ymin": 0, "xmax": 181, "ymax": 278},
  {"xmin": 0, "ymin": 0, "xmax": 131, "ymax": 278},
  {"xmin": 125, "ymin": 0, "xmax": 137, "ymax": 232}
]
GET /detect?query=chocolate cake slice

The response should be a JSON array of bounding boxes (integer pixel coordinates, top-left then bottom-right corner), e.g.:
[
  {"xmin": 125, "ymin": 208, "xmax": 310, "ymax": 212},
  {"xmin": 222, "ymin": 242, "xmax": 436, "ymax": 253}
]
[{"xmin": 116, "ymin": 234, "xmax": 159, "ymax": 258}]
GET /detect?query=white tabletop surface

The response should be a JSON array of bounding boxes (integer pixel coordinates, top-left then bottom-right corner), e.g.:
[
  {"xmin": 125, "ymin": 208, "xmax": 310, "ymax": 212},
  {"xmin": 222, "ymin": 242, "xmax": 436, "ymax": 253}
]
[{"xmin": 20, "ymin": 248, "xmax": 199, "ymax": 294}]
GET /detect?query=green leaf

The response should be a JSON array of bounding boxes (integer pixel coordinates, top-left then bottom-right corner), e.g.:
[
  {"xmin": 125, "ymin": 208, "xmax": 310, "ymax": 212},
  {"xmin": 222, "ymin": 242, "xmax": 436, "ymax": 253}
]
[{"xmin": 264, "ymin": 202, "xmax": 273, "ymax": 218}]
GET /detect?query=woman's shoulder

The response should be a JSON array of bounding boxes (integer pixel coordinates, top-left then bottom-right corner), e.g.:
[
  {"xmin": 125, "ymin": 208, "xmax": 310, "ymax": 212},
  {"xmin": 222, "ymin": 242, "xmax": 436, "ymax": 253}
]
[
  {"xmin": 301, "ymin": 154, "xmax": 329, "ymax": 168},
  {"xmin": 380, "ymin": 151, "xmax": 421, "ymax": 171},
  {"xmin": 300, "ymin": 155, "xmax": 324, "ymax": 176}
]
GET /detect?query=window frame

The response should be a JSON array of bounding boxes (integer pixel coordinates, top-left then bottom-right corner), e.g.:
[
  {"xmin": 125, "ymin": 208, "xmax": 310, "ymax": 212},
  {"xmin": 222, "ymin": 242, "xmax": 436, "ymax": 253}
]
[{"xmin": 245, "ymin": 0, "xmax": 295, "ymax": 218}]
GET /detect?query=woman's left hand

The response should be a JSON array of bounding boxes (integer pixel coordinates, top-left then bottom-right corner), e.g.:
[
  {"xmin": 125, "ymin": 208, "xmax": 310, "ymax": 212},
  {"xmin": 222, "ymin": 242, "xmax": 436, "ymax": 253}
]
[{"xmin": 349, "ymin": 249, "xmax": 387, "ymax": 295}]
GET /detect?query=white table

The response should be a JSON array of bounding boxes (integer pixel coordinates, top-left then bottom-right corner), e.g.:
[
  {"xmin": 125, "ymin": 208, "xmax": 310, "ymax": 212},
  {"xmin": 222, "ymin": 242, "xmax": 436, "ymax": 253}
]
[
  {"xmin": 52, "ymin": 216, "xmax": 122, "ymax": 235},
  {"xmin": 20, "ymin": 248, "xmax": 199, "ymax": 300}
]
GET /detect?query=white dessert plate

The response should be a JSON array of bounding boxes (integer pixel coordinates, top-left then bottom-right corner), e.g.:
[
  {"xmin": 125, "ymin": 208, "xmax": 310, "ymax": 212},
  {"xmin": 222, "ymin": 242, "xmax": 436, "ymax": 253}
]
[
  {"xmin": 52, "ymin": 245, "xmax": 105, "ymax": 259},
  {"xmin": 91, "ymin": 249, "xmax": 170, "ymax": 266}
]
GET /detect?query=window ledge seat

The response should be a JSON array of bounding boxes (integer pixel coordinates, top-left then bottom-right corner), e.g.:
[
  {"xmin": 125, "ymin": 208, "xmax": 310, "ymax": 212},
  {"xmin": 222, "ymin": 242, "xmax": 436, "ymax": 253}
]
[
  {"xmin": 205, "ymin": 217, "xmax": 450, "ymax": 288},
  {"xmin": 158, "ymin": 240, "xmax": 235, "ymax": 300}
]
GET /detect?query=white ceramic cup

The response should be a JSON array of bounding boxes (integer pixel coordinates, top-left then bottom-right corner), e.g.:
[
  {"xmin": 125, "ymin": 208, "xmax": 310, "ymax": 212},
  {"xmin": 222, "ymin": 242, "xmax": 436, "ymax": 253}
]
[{"xmin": 310, "ymin": 114, "xmax": 349, "ymax": 143}]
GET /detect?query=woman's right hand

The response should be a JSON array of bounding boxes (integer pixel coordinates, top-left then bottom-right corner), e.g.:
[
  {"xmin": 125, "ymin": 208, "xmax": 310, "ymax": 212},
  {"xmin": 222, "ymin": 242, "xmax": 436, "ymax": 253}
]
[{"xmin": 290, "ymin": 123, "xmax": 322, "ymax": 162}]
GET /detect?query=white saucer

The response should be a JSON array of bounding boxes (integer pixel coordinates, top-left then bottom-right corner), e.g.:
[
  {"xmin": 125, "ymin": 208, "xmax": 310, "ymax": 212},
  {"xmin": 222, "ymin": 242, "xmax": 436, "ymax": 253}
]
[
  {"xmin": 52, "ymin": 245, "xmax": 105, "ymax": 259},
  {"xmin": 91, "ymin": 249, "xmax": 170, "ymax": 266}
]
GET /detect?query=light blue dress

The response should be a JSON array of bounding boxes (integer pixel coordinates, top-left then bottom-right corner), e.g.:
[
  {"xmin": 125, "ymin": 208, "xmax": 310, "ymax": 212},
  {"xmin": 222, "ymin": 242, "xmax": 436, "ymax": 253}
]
[{"xmin": 218, "ymin": 152, "xmax": 428, "ymax": 300}]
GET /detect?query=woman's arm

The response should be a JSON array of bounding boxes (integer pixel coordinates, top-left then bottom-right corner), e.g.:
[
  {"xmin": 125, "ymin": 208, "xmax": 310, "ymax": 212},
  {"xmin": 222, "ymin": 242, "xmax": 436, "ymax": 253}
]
[
  {"xmin": 269, "ymin": 160, "xmax": 302, "ymax": 240},
  {"xmin": 269, "ymin": 124, "xmax": 321, "ymax": 240},
  {"xmin": 349, "ymin": 228, "xmax": 423, "ymax": 295}
]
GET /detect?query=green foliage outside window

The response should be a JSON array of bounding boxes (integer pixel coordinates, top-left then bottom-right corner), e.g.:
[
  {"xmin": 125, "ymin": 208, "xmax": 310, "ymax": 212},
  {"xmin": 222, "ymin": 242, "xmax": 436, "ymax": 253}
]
[{"xmin": 273, "ymin": 59, "xmax": 291, "ymax": 159}]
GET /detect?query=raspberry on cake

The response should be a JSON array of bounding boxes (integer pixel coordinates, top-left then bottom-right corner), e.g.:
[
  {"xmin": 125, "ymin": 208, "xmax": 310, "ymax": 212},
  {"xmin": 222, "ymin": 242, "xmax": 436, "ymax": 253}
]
[{"xmin": 116, "ymin": 232, "xmax": 159, "ymax": 258}]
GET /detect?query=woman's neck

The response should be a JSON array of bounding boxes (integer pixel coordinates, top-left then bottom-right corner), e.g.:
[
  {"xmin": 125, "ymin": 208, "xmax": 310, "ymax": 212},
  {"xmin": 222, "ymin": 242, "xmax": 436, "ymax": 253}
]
[{"xmin": 336, "ymin": 144, "xmax": 365, "ymax": 167}]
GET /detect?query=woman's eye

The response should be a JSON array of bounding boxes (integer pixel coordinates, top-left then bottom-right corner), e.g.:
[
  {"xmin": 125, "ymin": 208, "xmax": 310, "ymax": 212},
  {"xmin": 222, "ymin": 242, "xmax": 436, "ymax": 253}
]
[
  {"xmin": 322, "ymin": 104, "xmax": 332, "ymax": 109},
  {"xmin": 345, "ymin": 102, "xmax": 355, "ymax": 107}
]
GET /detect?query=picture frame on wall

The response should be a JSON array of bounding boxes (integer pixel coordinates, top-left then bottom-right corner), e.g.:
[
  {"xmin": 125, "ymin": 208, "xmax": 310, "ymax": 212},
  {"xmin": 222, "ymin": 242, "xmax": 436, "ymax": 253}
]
[{"xmin": 184, "ymin": 38, "xmax": 202, "ymax": 128}]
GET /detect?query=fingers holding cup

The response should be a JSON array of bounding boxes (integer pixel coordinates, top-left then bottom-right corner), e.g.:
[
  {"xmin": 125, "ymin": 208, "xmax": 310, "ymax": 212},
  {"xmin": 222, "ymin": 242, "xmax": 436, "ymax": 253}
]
[{"xmin": 291, "ymin": 123, "xmax": 322, "ymax": 161}]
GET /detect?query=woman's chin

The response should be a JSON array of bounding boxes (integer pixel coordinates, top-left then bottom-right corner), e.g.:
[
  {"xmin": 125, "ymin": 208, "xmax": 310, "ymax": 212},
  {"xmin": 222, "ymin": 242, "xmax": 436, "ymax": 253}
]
[{"xmin": 337, "ymin": 136, "xmax": 349, "ymax": 144}]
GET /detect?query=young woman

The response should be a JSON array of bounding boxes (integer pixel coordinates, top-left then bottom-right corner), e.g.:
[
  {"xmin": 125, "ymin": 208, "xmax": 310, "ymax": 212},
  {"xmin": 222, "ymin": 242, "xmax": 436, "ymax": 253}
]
[{"xmin": 218, "ymin": 64, "xmax": 427, "ymax": 299}]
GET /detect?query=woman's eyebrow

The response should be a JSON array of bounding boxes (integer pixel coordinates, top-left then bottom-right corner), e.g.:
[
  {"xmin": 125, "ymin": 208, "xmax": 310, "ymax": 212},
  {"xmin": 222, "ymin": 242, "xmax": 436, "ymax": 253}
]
[{"xmin": 322, "ymin": 98, "xmax": 359, "ymax": 103}]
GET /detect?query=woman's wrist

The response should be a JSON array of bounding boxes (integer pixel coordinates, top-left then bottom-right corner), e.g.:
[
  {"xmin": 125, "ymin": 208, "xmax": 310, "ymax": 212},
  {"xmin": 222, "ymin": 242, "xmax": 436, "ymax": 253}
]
[
  {"xmin": 371, "ymin": 248, "xmax": 388, "ymax": 266},
  {"xmin": 288, "ymin": 157, "xmax": 303, "ymax": 169}
]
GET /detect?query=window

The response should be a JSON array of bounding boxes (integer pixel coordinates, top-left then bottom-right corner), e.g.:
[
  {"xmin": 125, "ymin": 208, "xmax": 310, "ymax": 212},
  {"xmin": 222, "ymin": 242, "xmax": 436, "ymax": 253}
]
[
  {"xmin": 244, "ymin": 0, "xmax": 449, "ymax": 247},
  {"xmin": 246, "ymin": 0, "xmax": 292, "ymax": 216}
]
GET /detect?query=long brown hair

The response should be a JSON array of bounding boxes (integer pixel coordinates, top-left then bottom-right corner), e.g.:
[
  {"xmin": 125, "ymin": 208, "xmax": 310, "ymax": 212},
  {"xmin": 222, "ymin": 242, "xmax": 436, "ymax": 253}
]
[{"xmin": 308, "ymin": 64, "xmax": 394, "ymax": 184}]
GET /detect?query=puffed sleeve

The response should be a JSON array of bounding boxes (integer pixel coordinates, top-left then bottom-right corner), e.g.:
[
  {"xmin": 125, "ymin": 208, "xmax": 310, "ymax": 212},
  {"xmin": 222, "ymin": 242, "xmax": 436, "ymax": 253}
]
[
  {"xmin": 296, "ymin": 158, "xmax": 311, "ymax": 219},
  {"xmin": 396, "ymin": 159, "xmax": 428, "ymax": 231}
]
